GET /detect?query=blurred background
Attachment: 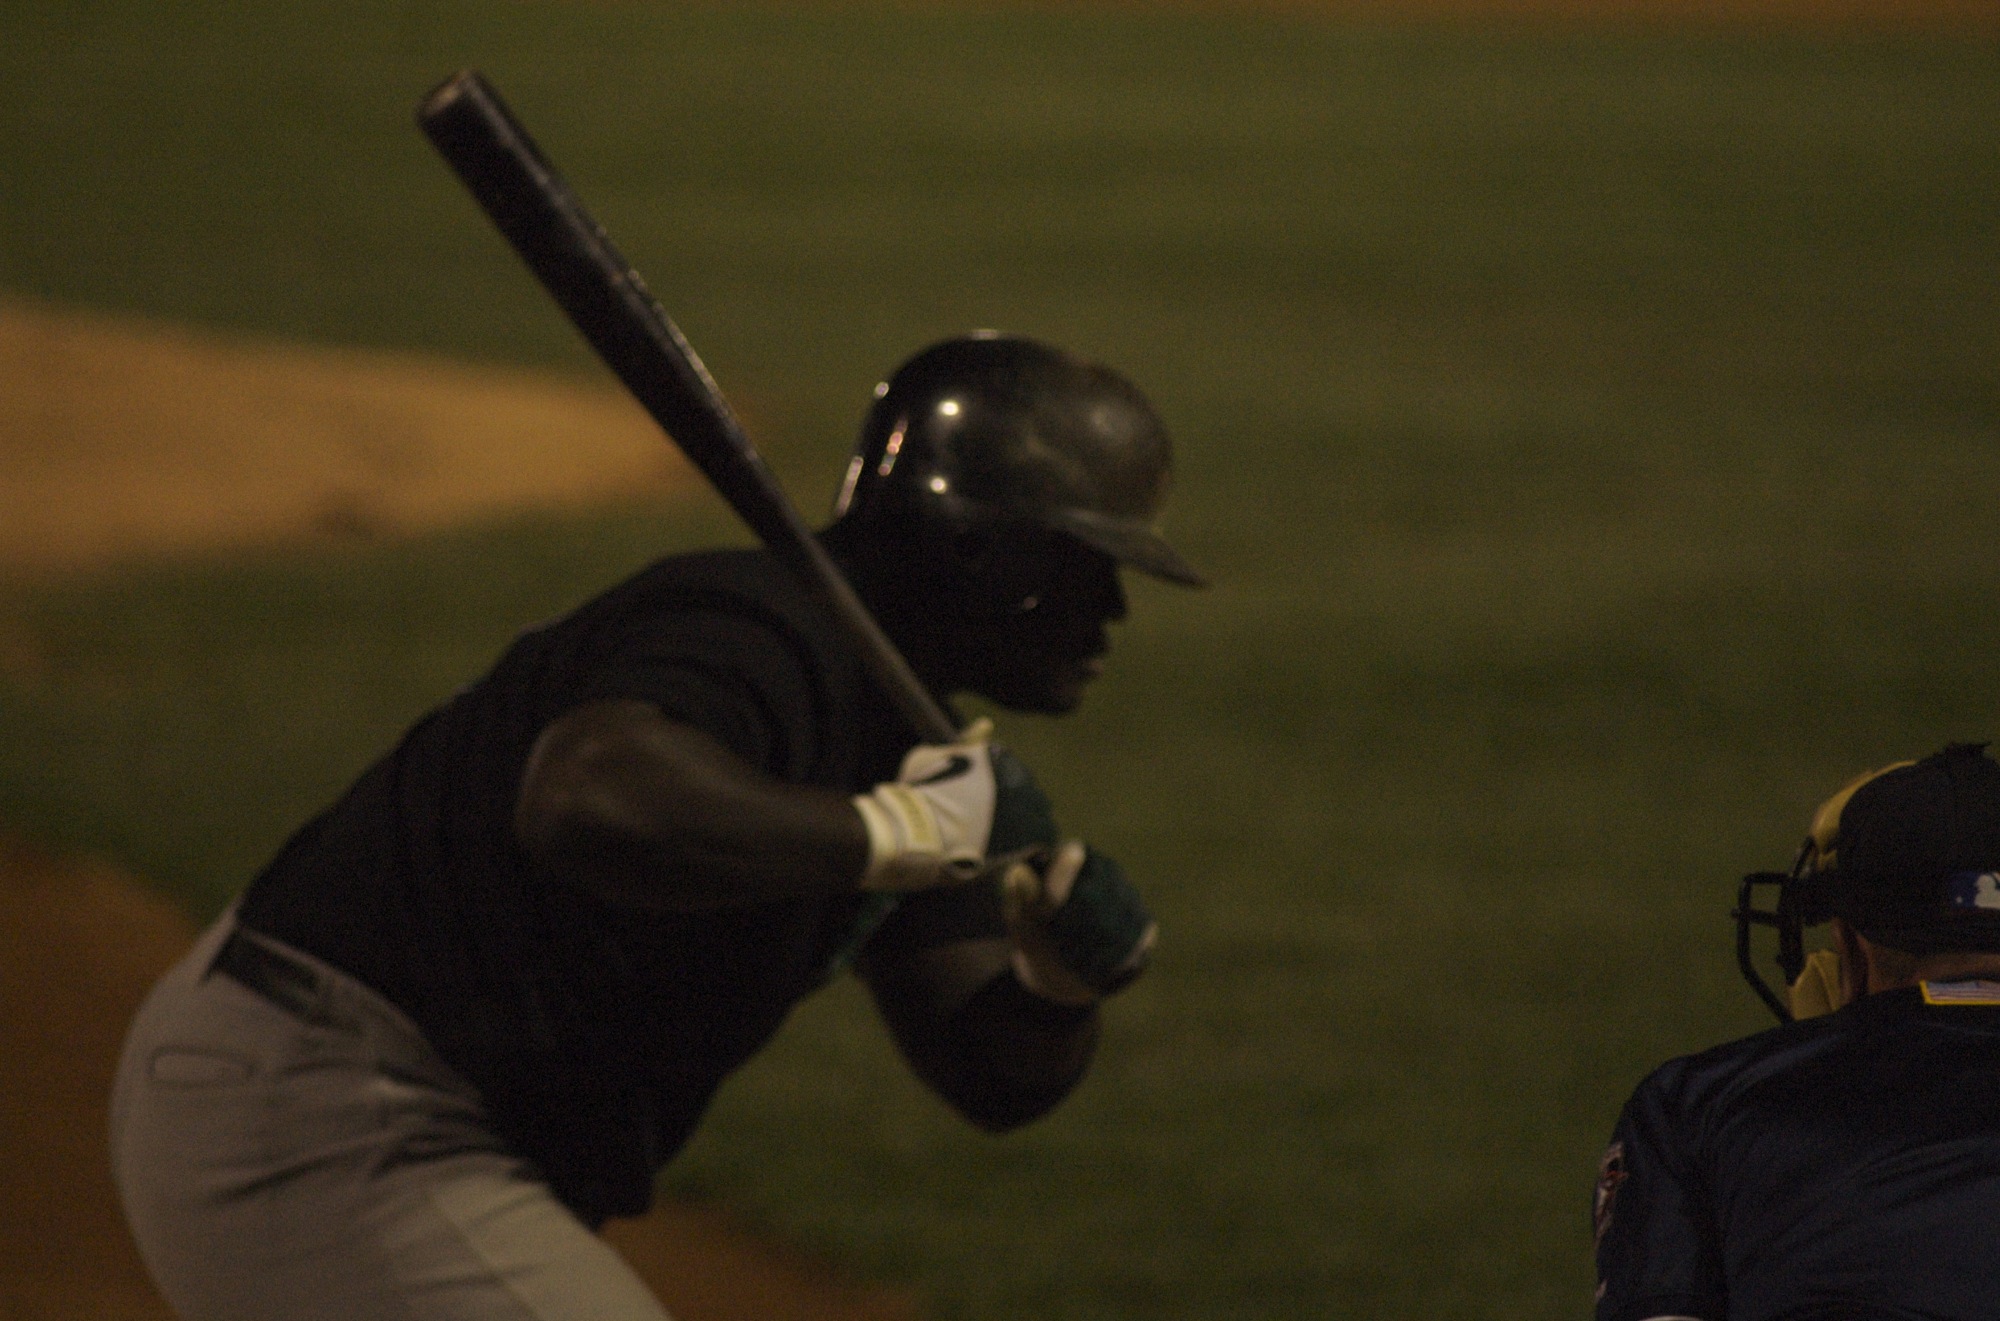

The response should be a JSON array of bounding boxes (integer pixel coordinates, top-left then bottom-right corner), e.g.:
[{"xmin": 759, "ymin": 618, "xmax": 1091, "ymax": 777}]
[{"xmin": 2, "ymin": 1, "xmax": 1996, "ymax": 1317}]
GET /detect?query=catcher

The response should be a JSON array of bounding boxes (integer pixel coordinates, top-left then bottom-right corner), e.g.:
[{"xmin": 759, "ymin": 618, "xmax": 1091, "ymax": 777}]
[
  {"xmin": 110, "ymin": 335, "xmax": 1203, "ymax": 1320},
  {"xmin": 1594, "ymin": 742, "xmax": 2000, "ymax": 1321}
]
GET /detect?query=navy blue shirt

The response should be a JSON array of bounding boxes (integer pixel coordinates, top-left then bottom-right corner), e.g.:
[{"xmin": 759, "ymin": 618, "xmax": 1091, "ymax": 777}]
[{"xmin": 1594, "ymin": 983, "xmax": 2000, "ymax": 1321}]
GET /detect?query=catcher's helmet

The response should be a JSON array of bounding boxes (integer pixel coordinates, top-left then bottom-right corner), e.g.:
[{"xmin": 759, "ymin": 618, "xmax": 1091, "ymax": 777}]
[
  {"xmin": 1735, "ymin": 743, "xmax": 2000, "ymax": 1021},
  {"xmin": 830, "ymin": 334, "xmax": 1206, "ymax": 589}
]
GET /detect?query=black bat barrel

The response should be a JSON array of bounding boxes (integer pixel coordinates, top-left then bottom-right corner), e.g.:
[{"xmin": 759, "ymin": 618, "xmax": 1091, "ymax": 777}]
[{"xmin": 417, "ymin": 70, "xmax": 955, "ymax": 744}]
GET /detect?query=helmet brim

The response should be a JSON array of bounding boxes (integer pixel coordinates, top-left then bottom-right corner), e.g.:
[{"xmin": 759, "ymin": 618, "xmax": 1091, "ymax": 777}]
[{"xmin": 1048, "ymin": 507, "xmax": 1208, "ymax": 589}]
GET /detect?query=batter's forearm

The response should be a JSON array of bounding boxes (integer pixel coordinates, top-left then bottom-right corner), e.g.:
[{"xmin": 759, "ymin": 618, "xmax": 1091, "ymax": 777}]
[
  {"xmin": 861, "ymin": 935, "xmax": 1100, "ymax": 1130},
  {"xmin": 516, "ymin": 700, "xmax": 870, "ymax": 910},
  {"xmin": 929, "ymin": 972, "xmax": 1100, "ymax": 1131}
]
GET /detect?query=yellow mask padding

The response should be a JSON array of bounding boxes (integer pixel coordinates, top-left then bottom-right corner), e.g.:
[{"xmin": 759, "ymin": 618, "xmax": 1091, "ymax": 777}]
[{"xmin": 1788, "ymin": 948, "xmax": 1844, "ymax": 1019}]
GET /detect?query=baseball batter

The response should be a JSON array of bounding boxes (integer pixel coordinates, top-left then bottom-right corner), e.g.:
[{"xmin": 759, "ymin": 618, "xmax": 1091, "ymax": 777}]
[
  {"xmin": 110, "ymin": 335, "xmax": 1204, "ymax": 1321},
  {"xmin": 1594, "ymin": 743, "xmax": 2000, "ymax": 1321}
]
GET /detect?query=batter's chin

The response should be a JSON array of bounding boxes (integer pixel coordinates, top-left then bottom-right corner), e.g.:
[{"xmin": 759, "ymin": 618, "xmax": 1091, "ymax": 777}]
[{"xmin": 982, "ymin": 659, "xmax": 1101, "ymax": 715}]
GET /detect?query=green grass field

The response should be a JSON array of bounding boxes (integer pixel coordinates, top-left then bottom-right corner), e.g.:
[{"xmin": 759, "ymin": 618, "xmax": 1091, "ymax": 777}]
[{"xmin": 4, "ymin": 2, "xmax": 1999, "ymax": 1316}]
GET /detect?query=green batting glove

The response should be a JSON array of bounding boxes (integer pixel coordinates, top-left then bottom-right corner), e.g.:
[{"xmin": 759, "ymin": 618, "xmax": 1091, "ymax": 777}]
[{"xmin": 1003, "ymin": 842, "xmax": 1157, "ymax": 1003}]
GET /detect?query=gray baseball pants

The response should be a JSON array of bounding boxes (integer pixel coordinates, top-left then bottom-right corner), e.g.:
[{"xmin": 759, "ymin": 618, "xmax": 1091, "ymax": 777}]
[{"xmin": 110, "ymin": 909, "xmax": 673, "ymax": 1321}]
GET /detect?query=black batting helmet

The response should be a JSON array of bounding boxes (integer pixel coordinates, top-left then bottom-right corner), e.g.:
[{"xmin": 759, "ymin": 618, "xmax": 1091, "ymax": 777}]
[{"xmin": 830, "ymin": 334, "xmax": 1206, "ymax": 588}]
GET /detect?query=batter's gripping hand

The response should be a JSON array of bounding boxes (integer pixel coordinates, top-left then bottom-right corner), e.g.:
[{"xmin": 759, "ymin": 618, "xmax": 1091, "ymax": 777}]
[
  {"xmin": 854, "ymin": 719, "xmax": 1054, "ymax": 891},
  {"xmin": 1003, "ymin": 842, "xmax": 1157, "ymax": 1004}
]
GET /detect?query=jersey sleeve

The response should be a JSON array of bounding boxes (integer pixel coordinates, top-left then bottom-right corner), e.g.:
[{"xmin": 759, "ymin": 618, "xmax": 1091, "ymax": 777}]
[
  {"xmin": 1594, "ymin": 1065, "xmax": 1726, "ymax": 1321},
  {"xmin": 572, "ymin": 603, "xmax": 827, "ymax": 782}
]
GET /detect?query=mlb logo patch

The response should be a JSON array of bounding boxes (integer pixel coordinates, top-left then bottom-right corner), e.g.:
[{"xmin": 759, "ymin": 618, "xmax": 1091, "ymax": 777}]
[{"xmin": 1944, "ymin": 871, "xmax": 2000, "ymax": 911}]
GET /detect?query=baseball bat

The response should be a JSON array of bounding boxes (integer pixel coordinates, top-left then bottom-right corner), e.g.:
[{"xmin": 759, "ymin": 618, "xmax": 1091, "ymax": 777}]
[{"xmin": 416, "ymin": 69, "xmax": 956, "ymax": 744}]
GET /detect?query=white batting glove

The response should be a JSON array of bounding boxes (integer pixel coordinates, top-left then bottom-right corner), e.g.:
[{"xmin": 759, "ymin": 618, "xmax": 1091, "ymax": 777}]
[{"xmin": 851, "ymin": 719, "xmax": 998, "ymax": 891}]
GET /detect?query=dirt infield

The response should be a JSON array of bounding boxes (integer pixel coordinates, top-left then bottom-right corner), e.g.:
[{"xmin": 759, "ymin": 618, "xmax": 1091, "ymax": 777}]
[
  {"xmin": 0, "ymin": 299, "xmax": 692, "ymax": 577},
  {"xmin": 0, "ymin": 301, "xmax": 920, "ymax": 1320}
]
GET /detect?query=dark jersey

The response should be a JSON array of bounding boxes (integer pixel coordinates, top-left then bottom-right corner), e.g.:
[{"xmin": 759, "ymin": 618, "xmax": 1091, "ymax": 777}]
[
  {"xmin": 1594, "ymin": 983, "xmax": 2000, "ymax": 1321},
  {"xmin": 237, "ymin": 548, "xmax": 985, "ymax": 1222}
]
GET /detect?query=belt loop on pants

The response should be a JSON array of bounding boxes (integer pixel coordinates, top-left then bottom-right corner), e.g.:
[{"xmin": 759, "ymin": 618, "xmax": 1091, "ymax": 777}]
[{"xmin": 208, "ymin": 926, "xmax": 343, "ymax": 1028}]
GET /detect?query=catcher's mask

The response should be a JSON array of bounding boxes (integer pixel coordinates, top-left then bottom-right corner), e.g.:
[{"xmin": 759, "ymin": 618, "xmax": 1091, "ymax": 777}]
[
  {"xmin": 1734, "ymin": 764, "xmax": 1897, "ymax": 1021},
  {"xmin": 1735, "ymin": 743, "xmax": 2000, "ymax": 1022},
  {"xmin": 830, "ymin": 334, "xmax": 1207, "ymax": 596}
]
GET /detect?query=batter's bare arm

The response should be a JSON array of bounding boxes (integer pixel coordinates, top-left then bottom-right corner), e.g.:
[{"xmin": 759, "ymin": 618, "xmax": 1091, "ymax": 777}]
[
  {"xmin": 516, "ymin": 700, "xmax": 870, "ymax": 910},
  {"xmin": 519, "ymin": 701, "xmax": 1104, "ymax": 1119},
  {"xmin": 858, "ymin": 923, "xmax": 1100, "ymax": 1131},
  {"xmin": 517, "ymin": 699, "xmax": 1010, "ymax": 910}
]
